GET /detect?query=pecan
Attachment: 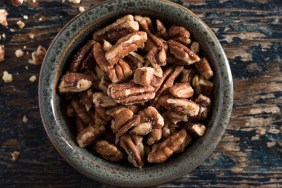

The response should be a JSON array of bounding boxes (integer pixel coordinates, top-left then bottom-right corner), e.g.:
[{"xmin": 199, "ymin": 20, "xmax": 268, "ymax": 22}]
[
  {"xmin": 31, "ymin": 45, "xmax": 47, "ymax": 65},
  {"xmin": 168, "ymin": 40, "xmax": 200, "ymax": 65},
  {"xmin": 0, "ymin": 45, "xmax": 5, "ymax": 63},
  {"xmin": 159, "ymin": 95, "xmax": 200, "ymax": 116},
  {"xmin": 195, "ymin": 57, "xmax": 213, "ymax": 79},
  {"xmin": 190, "ymin": 42, "xmax": 200, "ymax": 54},
  {"xmin": 177, "ymin": 132, "xmax": 192, "ymax": 153},
  {"xmin": 147, "ymin": 128, "xmax": 162, "ymax": 145},
  {"xmin": 110, "ymin": 108, "xmax": 134, "ymax": 133},
  {"xmin": 92, "ymin": 92, "xmax": 117, "ymax": 108},
  {"xmin": 162, "ymin": 125, "xmax": 171, "ymax": 138},
  {"xmin": 195, "ymin": 94, "xmax": 211, "ymax": 108},
  {"xmin": 166, "ymin": 54, "xmax": 188, "ymax": 65},
  {"xmin": 76, "ymin": 124, "xmax": 105, "ymax": 147},
  {"xmin": 120, "ymin": 134, "xmax": 144, "ymax": 168},
  {"xmin": 69, "ymin": 40, "xmax": 94, "ymax": 72},
  {"xmin": 147, "ymin": 129, "xmax": 187, "ymax": 163},
  {"xmin": 79, "ymin": 89, "xmax": 93, "ymax": 111},
  {"xmin": 96, "ymin": 140, "xmax": 124, "ymax": 162},
  {"xmin": 0, "ymin": 9, "xmax": 8, "ymax": 27},
  {"xmin": 163, "ymin": 111, "xmax": 188, "ymax": 124},
  {"xmin": 11, "ymin": 0, "xmax": 23, "ymax": 6},
  {"xmin": 147, "ymin": 47, "xmax": 167, "ymax": 67},
  {"xmin": 103, "ymin": 40, "xmax": 112, "ymax": 51},
  {"xmin": 133, "ymin": 66, "xmax": 163, "ymax": 87},
  {"xmin": 129, "ymin": 122, "xmax": 152, "ymax": 136},
  {"xmin": 98, "ymin": 76, "xmax": 111, "ymax": 94},
  {"xmin": 93, "ymin": 15, "xmax": 139, "ymax": 43},
  {"xmin": 94, "ymin": 106, "xmax": 112, "ymax": 123},
  {"xmin": 117, "ymin": 115, "xmax": 140, "ymax": 137},
  {"xmin": 124, "ymin": 52, "xmax": 144, "ymax": 72},
  {"xmin": 71, "ymin": 99, "xmax": 93, "ymax": 125},
  {"xmin": 185, "ymin": 123, "xmax": 206, "ymax": 137},
  {"xmin": 80, "ymin": 51, "xmax": 95, "ymax": 72},
  {"xmin": 192, "ymin": 74, "xmax": 213, "ymax": 96},
  {"xmin": 180, "ymin": 69, "xmax": 194, "ymax": 84},
  {"xmin": 108, "ymin": 82, "xmax": 155, "ymax": 105},
  {"xmin": 59, "ymin": 73, "xmax": 92, "ymax": 93},
  {"xmin": 169, "ymin": 83, "xmax": 194, "ymax": 99},
  {"xmin": 156, "ymin": 19, "xmax": 168, "ymax": 38},
  {"xmin": 105, "ymin": 31, "xmax": 147, "ymax": 65},
  {"xmin": 153, "ymin": 66, "xmax": 184, "ymax": 105},
  {"xmin": 93, "ymin": 41, "xmax": 113, "ymax": 73},
  {"xmin": 139, "ymin": 106, "xmax": 164, "ymax": 129},
  {"xmin": 169, "ymin": 26, "xmax": 191, "ymax": 45}
]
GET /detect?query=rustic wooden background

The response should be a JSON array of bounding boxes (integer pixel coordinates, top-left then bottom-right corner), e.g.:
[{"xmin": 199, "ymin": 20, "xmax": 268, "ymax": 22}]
[{"xmin": 0, "ymin": 0, "xmax": 281, "ymax": 187}]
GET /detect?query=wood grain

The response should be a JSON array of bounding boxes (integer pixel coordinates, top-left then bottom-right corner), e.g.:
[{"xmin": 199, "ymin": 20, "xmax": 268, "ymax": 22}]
[{"xmin": 0, "ymin": 0, "xmax": 281, "ymax": 187}]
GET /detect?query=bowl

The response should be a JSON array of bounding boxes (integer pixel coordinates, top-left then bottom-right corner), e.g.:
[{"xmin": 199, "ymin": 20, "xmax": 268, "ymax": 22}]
[{"xmin": 39, "ymin": 0, "xmax": 233, "ymax": 186}]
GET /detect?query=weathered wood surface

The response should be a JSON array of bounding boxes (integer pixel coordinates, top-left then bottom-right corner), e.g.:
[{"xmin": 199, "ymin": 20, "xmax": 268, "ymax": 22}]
[{"xmin": 0, "ymin": 0, "xmax": 281, "ymax": 187}]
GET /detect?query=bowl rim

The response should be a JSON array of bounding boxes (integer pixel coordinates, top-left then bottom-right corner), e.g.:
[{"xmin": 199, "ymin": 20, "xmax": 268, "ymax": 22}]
[{"xmin": 39, "ymin": 0, "xmax": 233, "ymax": 186}]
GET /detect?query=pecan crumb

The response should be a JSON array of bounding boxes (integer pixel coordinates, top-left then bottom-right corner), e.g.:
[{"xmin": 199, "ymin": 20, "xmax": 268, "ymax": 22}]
[
  {"xmin": 0, "ymin": 45, "xmax": 5, "ymax": 63},
  {"xmin": 2, "ymin": 71, "xmax": 13, "ymax": 83},
  {"xmin": 17, "ymin": 20, "xmax": 25, "ymax": 29},
  {"xmin": 29, "ymin": 75, "xmax": 37, "ymax": 83},
  {"xmin": 22, "ymin": 115, "xmax": 28, "ymax": 124},
  {"xmin": 78, "ymin": 6, "xmax": 85, "ymax": 12},
  {"xmin": 30, "ymin": 45, "xmax": 46, "ymax": 65},
  {"xmin": 0, "ymin": 9, "xmax": 8, "ymax": 27},
  {"xmin": 11, "ymin": 151, "xmax": 20, "ymax": 161},
  {"xmin": 15, "ymin": 49, "xmax": 24, "ymax": 57},
  {"xmin": 11, "ymin": 0, "xmax": 23, "ymax": 6}
]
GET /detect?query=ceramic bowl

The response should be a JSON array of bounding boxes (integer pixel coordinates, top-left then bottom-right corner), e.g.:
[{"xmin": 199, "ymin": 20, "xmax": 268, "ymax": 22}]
[{"xmin": 39, "ymin": 0, "xmax": 233, "ymax": 186}]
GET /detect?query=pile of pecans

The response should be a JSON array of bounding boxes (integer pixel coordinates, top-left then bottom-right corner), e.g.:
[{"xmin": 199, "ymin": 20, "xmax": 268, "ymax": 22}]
[{"xmin": 58, "ymin": 15, "xmax": 214, "ymax": 168}]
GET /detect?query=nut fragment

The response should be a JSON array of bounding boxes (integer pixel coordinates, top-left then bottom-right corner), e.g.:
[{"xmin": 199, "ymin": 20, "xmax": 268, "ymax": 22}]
[
  {"xmin": 96, "ymin": 140, "xmax": 124, "ymax": 162},
  {"xmin": 92, "ymin": 92, "xmax": 117, "ymax": 108},
  {"xmin": 133, "ymin": 66, "xmax": 163, "ymax": 87},
  {"xmin": 180, "ymin": 69, "xmax": 194, "ymax": 84},
  {"xmin": 105, "ymin": 31, "xmax": 147, "ymax": 65},
  {"xmin": 159, "ymin": 95, "xmax": 200, "ymax": 116},
  {"xmin": 11, "ymin": 151, "xmax": 20, "ymax": 161},
  {"xmin": 129, "ymin": 122, "xmax": 152, "ymax": 136},
  {"xmin": 156, "ymin": 19, "xmax": 168, "ymax": 38},
  {"xmin": 31, "ymin": 45, "xmax": 47, "ymax": 65},
  {"xmin": 190, "ymin": 42, "xmax": 200, "ymax": 54},
  {"xmin": 168, "ymin": 40, "xmax": 200, "ymax": 65},
  {"xmin": 76, "ymin": 125, "xmax": 105, "ymax": 147},
  {"xmin": 93, "ymin": 15, "xmax": 139, "ymax": 43},
  {"xmin": 185, "ymin": 123, "xmax": 206, "ymax": 137},
  {"xmin": 59, "ymin": 73, "xmax": 92, "ymax": 93},
  {"xmin": 120, "ymin": 134, "xmax": 144, "ymax": 168},
  {"xmin": 192, "ymin": 74, "xmax": 214, "ymax": 96},
  {"xmin": 0, "ymin": 45, "xmax": 5, "ymax": 63},
  {"xmin": 71, "ymin": 99, "xmax": 93, "ymax": 125},
  {"xmin": 147, "ymin": 129, "xmax": 187, "ymax": 163},
  {"xmin": 169, "ymin": 83, "xmax": 194, "ymax": 98},
  {"xmin": 195, "ymin": 58, "xmax": 213, "ymax": 79},
  {"xmin": 163, "ymin": 111, "xmax": 188, "ymax": 124},
  {"xmin": 0, "ymin": 9, "xmax": 8, "ymax": 27},
  {"xmin": 147, "ymin": 47, "xmax": 166, "ymax": 67},
  {"xmin": 2, "ymin": 71, "xmax": 13, "ymax": 83},
  {"xmin": 169, "ymin": 26, "xmax": 191, "ymax": 45},
  {"xmin": 16, "ymin": 20, "xmax": 25, "ymax": 29},
  {"xmin": 15, "ymin": 49, "xmax": 24, "ymax": 57},
  {"xmin": 147, "ymin": 128, "xmax": 162, "ymax": 145}
]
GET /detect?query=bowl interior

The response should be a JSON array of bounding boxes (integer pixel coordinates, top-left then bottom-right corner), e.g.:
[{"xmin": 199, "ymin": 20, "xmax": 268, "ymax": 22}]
[{"xmin": 39, "ymin": 0, "xmax": 233, "ymax": 187}]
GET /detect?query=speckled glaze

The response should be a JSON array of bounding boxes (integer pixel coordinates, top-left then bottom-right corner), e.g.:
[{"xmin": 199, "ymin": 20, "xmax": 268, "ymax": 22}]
[{"xmin": 38, "ymin": 0, "xmax": 233, "ymax": 187}]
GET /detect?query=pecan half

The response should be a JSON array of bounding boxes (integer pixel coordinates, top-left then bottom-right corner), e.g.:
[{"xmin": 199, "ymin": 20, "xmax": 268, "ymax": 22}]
[
  {"xmin": 159, "ymin": 95, "xmax": 200, "ymax": 116},
  {"xmin": 133, "ymin": 66, "xmax": 163, "ymax": 87},
  {"xmin": 59, "ymin": 73, "xmax": 92, "ymax": 93},
  {"xmin": 96, "ymin": 140, "xmax": 124, "ymax": 162},
  {"xmin": 110, "ymin": 108, "xmax": 134, "ymax": 133},
  {"xmin": 129, "ymin": 122, "xmax": 152, "ymax": 136},
  {"xmin": 117, "ymin": 115, "xmax": 140, "ymax": 137},
  {"xmin": 163, "ymin": 111, "xmax": 188, "ymax": 124},
  {"xmin": 180, "ymin": 69, "xmax": 194, "ymax": 84},
  {"xmin": 169, "ymin": 83, "xmax": 194, "ymax": 99},
  {"xmin": 147, "ymin": 47, "xmax": 167, "ymax": 67},
  {"xmin": 185, "ymin": 123, "xmax": 206, "ymax": 137},
  {"xmin": 168, "ymin": 40, "xmax": 200, "ymax": 65},
  {"xmin": 79, "ymin": 89, "xmax": 93, "ymax": 111},
  {"xmin": 195, "ymin": 57, "xmax": 213, "ymax": 80},
  {"xmin": 120, "ymin": 134, "xmax": 144, "ymax": 168},
  {"xmin": 139, "ymin": 106, "xmax": 164, "ymax": 129},
  {"xmin": 93, "ymin": 41, "xmax": 113, "ymax": 73},
  {"xmin": 147, "ymin": 129, "xmax": 187, "ymax": 163},
  {"xmin": 105, "ymin": 31, "xmax": 147, "ymax": 65},
  {"xmin": 70, "ymin": 40, "xmax": 95, "ymax": 72},
  {"xmin": 192, "ymin": 74, "xmax": 214, "ymax": 96},
  {"xmin": 71, "ymin": 99, "xmax": 93, "ymax": 125},
  {"xmin": 76, "ymin": 124, "xmax": 105, "ymax": 147},
  {"xmin": 108, "ymin": 82, "xmax": 155, "ymax": 105},
  {"xmin": 93, "ymin": 15, "xmax": 139, "ymax": 43},
  {"xmin": 169, "ymin": 26, "xmax": 191, "ymax": 45},
  {"xmin": 156, "ymin": 19, "xmax": 168, "ymax": 38}
]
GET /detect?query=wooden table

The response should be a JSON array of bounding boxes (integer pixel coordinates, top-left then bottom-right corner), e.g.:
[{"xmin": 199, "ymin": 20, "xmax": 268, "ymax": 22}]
[{"xmin": 0, "ymin": 0, "xmax": 281, "ymax": 187}]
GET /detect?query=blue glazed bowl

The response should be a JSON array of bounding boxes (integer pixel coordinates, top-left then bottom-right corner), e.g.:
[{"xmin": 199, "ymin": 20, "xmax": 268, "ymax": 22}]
[{"xmin": 39, "ymin": 0, "xmax": 233, "ymax": 186}]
